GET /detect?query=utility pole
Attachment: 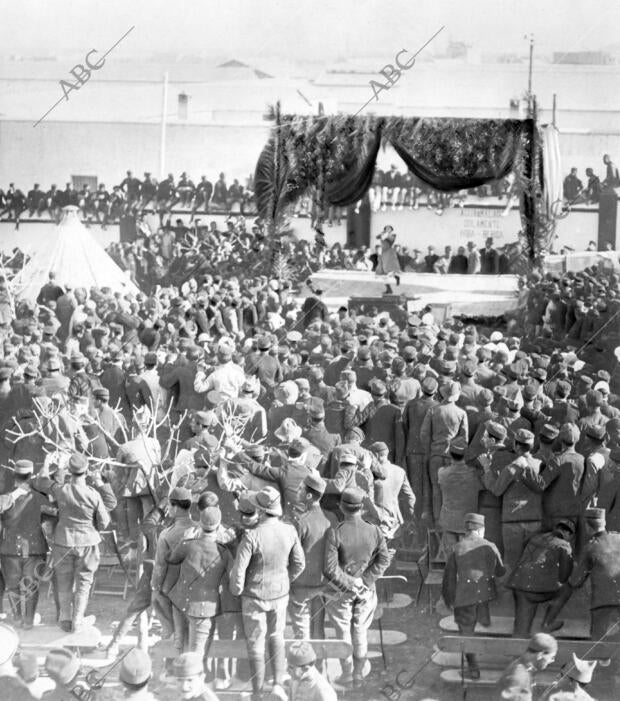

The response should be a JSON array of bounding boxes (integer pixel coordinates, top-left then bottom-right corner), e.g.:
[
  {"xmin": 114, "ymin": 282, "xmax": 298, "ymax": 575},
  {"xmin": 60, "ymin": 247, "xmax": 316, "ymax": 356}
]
[
  {"xmin": 159, "ymin": 72, "xmax": 169, "ymax": 180},
  {"xmin": 525, "ymin": 34, "xmax": 534, "ymax": 116}
]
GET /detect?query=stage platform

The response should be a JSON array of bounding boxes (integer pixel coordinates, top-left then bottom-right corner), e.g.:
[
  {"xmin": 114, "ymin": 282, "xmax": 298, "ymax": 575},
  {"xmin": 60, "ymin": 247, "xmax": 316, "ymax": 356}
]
[{"xmin": 310, "ymin": 270, "xmax": 519, "ymax": 317}]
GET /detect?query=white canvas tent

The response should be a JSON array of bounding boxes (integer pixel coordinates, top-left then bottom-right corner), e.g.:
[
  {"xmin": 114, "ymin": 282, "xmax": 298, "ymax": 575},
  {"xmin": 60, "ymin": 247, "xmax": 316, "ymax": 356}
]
[{"xmin": 14, "ymin": 207, "xmax": 140, "ymax": 302}]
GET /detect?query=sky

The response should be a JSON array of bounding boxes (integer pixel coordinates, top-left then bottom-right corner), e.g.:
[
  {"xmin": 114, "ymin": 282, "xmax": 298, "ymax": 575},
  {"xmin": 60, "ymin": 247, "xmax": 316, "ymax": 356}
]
[{"xmin": 2, "ymin": 0, "xmax": 620, "ymax": 64}]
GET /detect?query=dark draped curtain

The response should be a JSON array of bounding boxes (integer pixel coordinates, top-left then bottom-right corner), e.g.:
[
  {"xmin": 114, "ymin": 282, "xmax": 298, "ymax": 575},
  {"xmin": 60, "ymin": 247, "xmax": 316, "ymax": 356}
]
[
  {"xmin": 255, "ymin": 114, "xmax": 532, "ymax": 219},
  {"xmin": 325, "ymin": 123, "xmax": 384, "ymax": 206}
]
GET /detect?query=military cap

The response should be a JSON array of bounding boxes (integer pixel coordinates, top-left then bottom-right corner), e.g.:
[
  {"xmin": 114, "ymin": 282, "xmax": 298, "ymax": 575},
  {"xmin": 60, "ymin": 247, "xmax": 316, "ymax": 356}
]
[
  {"xmin": 439, "ymin": 381, "xmax": 461, "ymax": 401},
  {"xmin": 288, "ymin": 640, "xmax": 317, "ymax": 667},
  {"xmin": 45, "ymin": 647, "xmax": 80, "ymax": 685},
  {"xmin": 200, "ymin": 506, "xmax": 221, "ymax": 532},
  {"xmin": 23, "ymin": 364, "xmax": 39, "ymax": 379},
  {"xmin": 402, "ymin": 346, "xmax": 417, "ymax": 362},
  {"xmin": 449, "ymin": 437, "xmax": 468, "ymax": 456},
  {"xmin": 338, "ymin": 450, "xmax": 357, "ymax": 465},
  {"xmin": 47, "ymin": 356, "xmax": 62, "ymax": 371},
  {"xmin": 461, "ymin": 359, "xmax": 477, "ymax": 377},
  {"xmin": 251, "ymin": 486, "xmax": 282, "ymax": 516},
  {"xmin": 578, "ymin": 374, "xmax": 594, "ymax": 387},
  {"xmin": 173, "ymin": 652, "xmax": 204, "ymax": 679},
  {"xmin": 119, "ymin": 648, "xmax": 152, "ymax": 685},
  {"xmin": 70, "ymin": 352, "xmax": 86, "ymax": 366},
  {"xmin": 0, "ymin": 367, "xmax": 12, "ymax": 382},
  {"xmin": 169, "ymin": 486, "xmax": 192, "ymax": 503},
  {"xmin": 340, "ymin": 369, "xmax": 357, "ymax": 382},
  {"xmin": 0, "ymin": 623, "xmax": 19, "ymax": 665},
  {"xmin": 68, "ymin": 453, "xmax": 88, "ymax": 475},
  {"xmin": 245, "ymin": 444, "xmax": 265, "ymax": 460},
  {"xmin": 307, "ymin": 397, "xmax": 325, "ymax": 419},
  {"xmin": 554, "ymin": 519, "xmax": 576, "ymax": 535},
  {"xmin": 505, "ymin": 396, "xmax": 520, "ymax": 412},
  {"xmin": 195, "ymin": 410, "xmax": 217, "ymax": 428},
  {"xmin": 559, "ymin": 423, "xmax": 580, "ymax": 444},
  {"xmin": 346, "ymin": 427, "xmax": 365, "ymax": 443},
  {"xmin": 527, "ymin": 633, "xmax": 558, "ymax": 654},
  {"xmin": 93, "ymin": 387, "xmax": 110, "ymax": 401},
  {"xmin": 370, "ymin": 379, "xmax": 387, "ymax": 396},
  {"xmin": 540, "ymin": 424, "xmax": 559, "ymax": 441},
  {"xmin": 514, "ymin": 428, "xmax": 535, "ymax": 446},
  {"xmin": 485, "ymin": 420, "xmax": 507, "ymax": 442},
  {"xmin": 370, "ymin": 441, "xmax": 389, "ymax": 454},
  {"xmin": 474, "ymin": 388, "xmax": 492, "ymax": 407},
  {"xmin": 357, "ymin": 346, "xmax": 371, "ymax": 361},
  {"xmin": 585, "ymin": 424, "xmax": 606, "ymax": 441},
  {"xmin": 14, "ymin": 459, "xmax": 34, "ymax": 475},
  {"xmin": 238, "ymin": 494, "xmax": 257, "ymax": 516},
  {"xmin": 287, "ymin": 331, "xmax": 302, "ymax": 343},
  {"xmin": 555, "ymin": 380, "xmax": 571, "ymax": 398},
  {"xmin": 521, "ymin": 383, "xmax": 538, "ymax": 401},
  {"xmin": 476, "ymin": 347, "xmax": 492, "ymax": 361},
  {"xmin": 304, "ymin": 472, "xmax": 326, "ymax": 495},
  {"xmin": 421, "ymin": 376, "xmax": 438, "ymax": 395},
  {"xmin": 341, "ymin": 487, "xmax": 364, "ymax": 507},
  {"xmin": 464, "ymin": 513, "xmax": 484, "ymax": 529},
  {"xmin": 594, "ymin": 380, "xmax": 610, "ymax": 394},
  {"xmin": 257, "ymin": 335, "xmax": 272, "ymax": 350}
]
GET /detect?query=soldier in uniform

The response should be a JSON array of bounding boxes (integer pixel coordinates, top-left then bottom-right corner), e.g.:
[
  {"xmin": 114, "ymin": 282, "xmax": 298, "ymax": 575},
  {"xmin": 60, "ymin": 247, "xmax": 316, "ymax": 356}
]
[
  {"xmin": 34, "ymin": 453, "xmax": 116, "ymax": 633},
  {"xmin": 150, "ymin": 487, "xmax": 200, "ymax": 656},
  {"xmin": 437, "ymin": 437, "xmax": 484, "ymax": 553},
  {"xmin": 420, "ymin": 380, "xmax": 468, "ymax": 525},
  {"xmin": 496, "ymin": 633, "xmax": 558, "ymax": 701},
  {"xmin": 166, "ymin": 506, "xmax": 230, "ymax": 655},
  {"xmin": 303, "ymin": 398, "xmax": 341, "ymax": 473},
  {"xmin": 323, "ymin": 487, "xmax": 390, "ymax": 687},
  {"xmin": 482, "ymin": 428, "xmax": 543, "ymax": 573},
  {"xmin": 442, "ymin": 513, "xmax": 506, "ymax": 679},
  {"xmin": 402, "ymin": 375, "xmax": 439, "ymax": 521},
  {"xmin": 506, "ymin": 520, "xmax": 574, "ymax": 636},
  {"xmin": 230, "ymin": 486, "xmax": 305, "ymax": 701},
  {"xmin": 369, "ymin": 441, "xmax": 416, "ymax": 543},
  {"xmin": 545, "ymin": 508, "xmax": 620, "ymax": 641},
  {"xmin": 289, "ymin": 474, "xmax": 336, "ymax": 646},
  {"xmin": 0, "ymin": 459, "xmax": 48, "ymax": 629}
]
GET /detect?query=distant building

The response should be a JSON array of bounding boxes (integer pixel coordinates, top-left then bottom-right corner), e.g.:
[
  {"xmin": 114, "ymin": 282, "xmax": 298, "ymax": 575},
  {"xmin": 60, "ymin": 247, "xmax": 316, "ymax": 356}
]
[{"xmin": 553, "ymin": 51, "xmax": 614, "ymax": 65}]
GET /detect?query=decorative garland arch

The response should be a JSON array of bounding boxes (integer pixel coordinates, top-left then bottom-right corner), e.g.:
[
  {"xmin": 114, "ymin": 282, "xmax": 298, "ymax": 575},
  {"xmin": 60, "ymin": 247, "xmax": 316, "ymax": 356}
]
[{"xmin": 254, "ymin": 104, "xmax": 560, "ymax": 267}]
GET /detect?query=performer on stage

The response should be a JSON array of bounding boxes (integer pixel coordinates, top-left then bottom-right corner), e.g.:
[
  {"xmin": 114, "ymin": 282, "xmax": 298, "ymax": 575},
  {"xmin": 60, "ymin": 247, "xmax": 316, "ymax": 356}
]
[{"xmin": 375, "ymin": 225, "xmax": 401, "ymax": 294}]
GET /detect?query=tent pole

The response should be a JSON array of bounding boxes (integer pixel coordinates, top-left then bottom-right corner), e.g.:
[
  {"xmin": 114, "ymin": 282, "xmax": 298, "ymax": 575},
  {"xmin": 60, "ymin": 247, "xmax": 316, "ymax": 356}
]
[{"xmin": 159, "ymin": 72, "xmax": 169, "ymax": 180}]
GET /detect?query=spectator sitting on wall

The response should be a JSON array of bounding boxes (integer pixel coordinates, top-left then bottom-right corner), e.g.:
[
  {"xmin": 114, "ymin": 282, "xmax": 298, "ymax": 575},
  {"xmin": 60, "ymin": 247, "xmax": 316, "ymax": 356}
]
[
  {"xmin": 563, "ymin": 168, "xmax": 583, "ymax": 202},
  {"xmin": 603, "ymin": 154, "xmax": 620, "ymax": 189},
  {"xmin": 584, "ymin": 168, "xmax": 602, "ymax": 204}
]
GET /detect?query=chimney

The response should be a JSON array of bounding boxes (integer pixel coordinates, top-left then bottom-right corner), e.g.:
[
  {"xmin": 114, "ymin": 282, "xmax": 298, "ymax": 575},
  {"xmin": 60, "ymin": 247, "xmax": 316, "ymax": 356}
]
[{"xmin": 178, "ymin": 92, "xmax": 189, "ymax": 120}]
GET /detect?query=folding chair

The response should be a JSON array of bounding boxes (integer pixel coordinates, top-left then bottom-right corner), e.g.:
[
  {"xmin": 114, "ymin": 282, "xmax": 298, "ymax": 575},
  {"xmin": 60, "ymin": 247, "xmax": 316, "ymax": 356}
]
[{"xmin": 92, "ymin": 529, "xmax": 133, "ymax": 600}]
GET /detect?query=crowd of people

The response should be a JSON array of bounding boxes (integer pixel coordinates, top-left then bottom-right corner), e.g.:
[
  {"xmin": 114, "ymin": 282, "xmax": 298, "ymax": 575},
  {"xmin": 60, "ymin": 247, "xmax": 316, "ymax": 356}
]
[
  {"xmin": 0, "ymin": 217, "xmax": 617, "ymax": 700},
  {"xmin": 3, "ymin": 152, "xmax": 616, "ymax": 235},
  {"xmin": 563, "ymin": 154, "xmax": 620, "ymax": 206},
  {"xmin": 0, "ymin": 172, "xmax": 257, "ymax": 230}
]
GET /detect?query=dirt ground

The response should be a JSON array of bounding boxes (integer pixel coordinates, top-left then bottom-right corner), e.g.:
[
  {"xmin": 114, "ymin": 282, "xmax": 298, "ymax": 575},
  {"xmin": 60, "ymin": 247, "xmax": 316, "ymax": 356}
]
[{"xmin": 25, "ymin": 555, "xmax": 620, "ymax": 701}]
